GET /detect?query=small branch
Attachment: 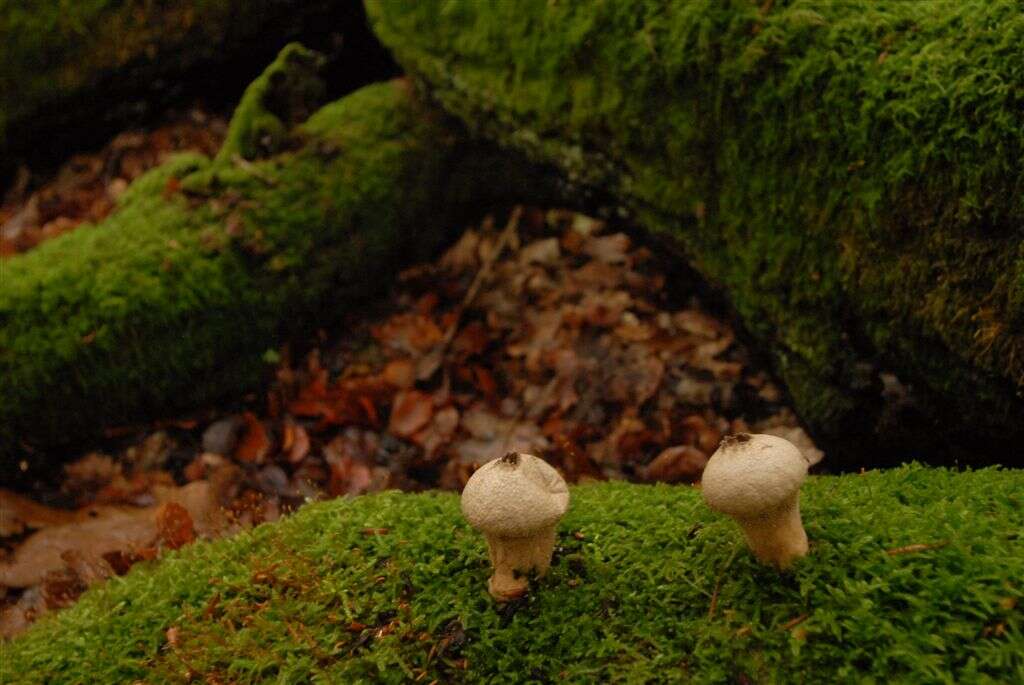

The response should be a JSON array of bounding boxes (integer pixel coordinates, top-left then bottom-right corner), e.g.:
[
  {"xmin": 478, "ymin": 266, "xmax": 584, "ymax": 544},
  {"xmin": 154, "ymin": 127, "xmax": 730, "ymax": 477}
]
[
  {"xmin": 886, "ymin": 540, "xmax": 950, "ymax": 556},
  {"xmin": 778, "ymin": 613, "xmax": 809, "ymax": 631},
  {"xmin": 416, "ymin": 206, "xmax": 523, "ymax": 380},
  {"xmin": 708, "ymin": 545, "xmax": 739, "ymax": 619}
]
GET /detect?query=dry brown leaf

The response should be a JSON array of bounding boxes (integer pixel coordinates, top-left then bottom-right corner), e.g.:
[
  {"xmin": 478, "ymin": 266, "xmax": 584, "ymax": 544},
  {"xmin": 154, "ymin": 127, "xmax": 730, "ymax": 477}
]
[
  {"xmin": 439, "ymin": 229, "xmax": 481, "ymax": 273},
  {"xmin": 583, "ymin": 232, "xmax": 631, "ymax": 264},
  {"xmin": 0, "ymin": 481, "xmax": 224, "ymax": 588},
  {"xmin": 674, "ymin": 309, "xmax": 728, "ymax": 339},
  {"xmin": 452, "ymin": 322, "xmax": 490, "ymax": 357},
  {"xmin": 326, "ymin": 455, "xmax": 374, "ymax": 497},
  {"xmin": 411, "ymin": 406, "xmax": 460, "ymax": 460},
  {"xmin": 235, "ymin": 412, "xmax": 272, "ymax": 464},
  {"xmin": 680, "ymin": 415, "xmax": 723, "ymax": 455},
  {"xmin": 643, "ymin": 445, "xmax": 708, "ymax": 483},
  {"xmin": 389, "ymin": 390, "xmax": 434, "ymax": 439},
  {"xmin": 579, "ymin": 291, "xmax": 632, "ymax": 328},
  {"xmin": 0, "ymin": 508, "xmax": 154, "ymax": 588},
  {"xmin": 62, "ymin": 453, "xmax": 120, "ymax": 493},
  {"xmin": 383, "ymin": 358, "xmax": 416, "ymax": 389},
  {"xmin": 373, "ymin": 313, "xmax": 444, "ymax": 354},
  {"xmin": 454, "ymin": 406, "xmax": 550, "ymax": 464},
  {"xmin": 0, "ymin": 490, "xmax": 80, "ymax": 537},
  {"xmin": 156, "ymin": 502, "xmax": 196, "ymax": 550},
  {"xmin": 520, "ymin": 237, "xmax": 560, "ymax": 265},
  {"xmin": 287, "ymin": 423, "xmax": 311, "ymax": 464}
]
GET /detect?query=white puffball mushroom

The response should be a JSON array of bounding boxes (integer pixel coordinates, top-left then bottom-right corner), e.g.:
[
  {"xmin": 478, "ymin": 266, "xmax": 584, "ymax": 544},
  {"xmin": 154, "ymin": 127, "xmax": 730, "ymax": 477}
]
[
  {"xmin": 701, "ymin": 433, "xmax": 810, "ymax": 569},
  {"xmin": 461, "ymin": 452, "xmax": 570, "ymax": 601}
]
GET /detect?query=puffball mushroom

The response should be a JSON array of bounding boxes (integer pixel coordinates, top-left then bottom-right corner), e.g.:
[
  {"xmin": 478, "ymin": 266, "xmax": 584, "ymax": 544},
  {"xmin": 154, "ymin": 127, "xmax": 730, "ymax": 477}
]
[
  {"xmin": 701, "ymin": 433, "xmax": 810, "ymax": 569},
  {"xmin": 461, "ymin": 452, "xmax": 570, "ymax": 601}
]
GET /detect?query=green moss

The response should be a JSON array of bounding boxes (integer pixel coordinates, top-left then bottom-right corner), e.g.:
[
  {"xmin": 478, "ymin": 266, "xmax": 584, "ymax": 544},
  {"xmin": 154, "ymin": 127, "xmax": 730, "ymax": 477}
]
[
  {"xmin": 367, "ymin": 0, "xmax": 1024, "ymax": 465},
  {"xmin": 3, "ymin": 465, "xmax": 1022, "ymax": 682},
  {"xmin": 215, "ymin": 43, "xmax": 327, "ymax": 163},
  {"xmin": 0, "ymin": 41, "xmax": 542, "ymax": 466},
  {"xmin": 0, "ymin": 0, "xmax": 344, "ymax": 175},
  {"xmin": 0, "ymin": 42, "xmax": 565, "ymax": 467}
]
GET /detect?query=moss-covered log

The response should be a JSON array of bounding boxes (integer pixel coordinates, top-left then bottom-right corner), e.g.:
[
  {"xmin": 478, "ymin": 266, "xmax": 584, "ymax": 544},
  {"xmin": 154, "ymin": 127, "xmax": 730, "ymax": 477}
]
[
  {"xmin": 2, "ymin": 466, "xmax": 1022, "ymax": 682},
  {"xmin": 0, "ymin": 45, "xmax": 551, "ymax": 472},
  {"xmin": 366, "ymin": 0, "xmax": 1024, "ymax": 468},
  {"xmin": 0, "ymin": 0, "xmax": 395, "ymax": 180}
]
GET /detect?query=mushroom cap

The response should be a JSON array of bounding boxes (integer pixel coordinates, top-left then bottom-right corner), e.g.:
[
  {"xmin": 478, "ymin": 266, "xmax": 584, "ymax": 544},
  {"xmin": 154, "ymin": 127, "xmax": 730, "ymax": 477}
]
[
  {"xmin": 461, "ymin": 452, "xmax": 569, "ymax": 537},
  {"xmin": 701, "ymin": 433, "xmax": 808, "ymax": 517}
]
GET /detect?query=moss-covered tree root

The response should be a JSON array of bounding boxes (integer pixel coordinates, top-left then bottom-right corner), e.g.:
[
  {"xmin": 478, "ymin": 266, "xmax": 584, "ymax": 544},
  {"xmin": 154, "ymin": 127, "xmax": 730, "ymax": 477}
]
[
  {"xmin": 2, "ymin": 465, "xmax": 1022, "ymax": 682},
  {"xmin": 0, "ymin": 45, "xmax": 551, "ymax": 473},
  {"xmin": 366, "ymin": 0, "xmax": 1024, "ymax": 468},
  {"xmin": 0, "ymin": 1, "xmax": 391, "ymax": 179}
]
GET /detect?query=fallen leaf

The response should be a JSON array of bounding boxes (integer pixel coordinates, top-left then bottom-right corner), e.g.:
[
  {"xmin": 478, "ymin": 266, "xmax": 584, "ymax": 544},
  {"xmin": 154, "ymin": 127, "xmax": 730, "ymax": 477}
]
[
  {"xmin": 0, "ymin": 508, "xmax": 154, "ymax": 587},
  {"xmin": 383, "ymin": 358, "xmax": 416, "ymax": 389},
  {"xmin": 583, "ymin": 232, "xmax": 630, "ymax": 264},
  {"xmin": 156, "ymin": 502, "xmax": 196, "ymax": 550},
  {"xmin": 439, "ymin": 229, "xmax": 481, "ymax": 272},
  {"xmin": 454, "ymin": 405, "xmax": 550, "ymax": 464},
  {"xmin": 453, "ymin": 322, "xmax": 490, "ymax": 357},
  {"xmin": 389, "ymin": 390, "xmax": 434, "ymax": 439},
  {"xmin": 287, "ymin": 423, "xmax": 311, "ymax": 464},
  {"xmin": 62, "ymin": 453, "xmax": 120, "ymax": 495},
  {"xmin": 235, "ymin": 412, "xmax": 272, "ymax": 464},
  {"xmin": 680, "ymin": 415, "xmax": 722, "ymax": 454},
  {"xmin": 60, "ymin": 549, "xmax": 114, "ymax": 587},
  {"xmin": 326, "ymin": 454, "xmax": 374, "ymax": 497},
  {"xmin": 0, "ymin": 490, "xmax": 79, "ymax": 537},
  {"xmin": 520, "ymin": 237, "xmax": 560, "ymax": 265},
  {"xmin": 411, "ymin": 406, "xmax": 460, "ymax": 460},
  {"xmin": 373, "ymin": 314, "xmax": 443, "ymax": 354},
  {"xmin": 643, "ymin": 445, "xmax": 708, "ymax": 483},
  {"xmin": 0, "ymin": 482, "xmax": 223, "ymax": 588}
]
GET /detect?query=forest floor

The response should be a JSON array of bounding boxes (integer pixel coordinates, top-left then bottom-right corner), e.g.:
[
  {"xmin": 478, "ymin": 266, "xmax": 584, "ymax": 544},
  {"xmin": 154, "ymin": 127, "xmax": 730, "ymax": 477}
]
[{"xmin": 0, "ymin": 117, "xmax": 821, "ymax": 638}]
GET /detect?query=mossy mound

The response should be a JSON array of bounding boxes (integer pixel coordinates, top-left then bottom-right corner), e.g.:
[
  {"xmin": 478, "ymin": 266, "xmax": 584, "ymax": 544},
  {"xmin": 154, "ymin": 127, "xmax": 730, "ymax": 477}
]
[
  {"xmin": 366, "ymin": 0, "xmax": 1024, "ymax": 468},
  {"xmin": 3, "ymin": 465, "xmax": 1022, "ymax": 682}
]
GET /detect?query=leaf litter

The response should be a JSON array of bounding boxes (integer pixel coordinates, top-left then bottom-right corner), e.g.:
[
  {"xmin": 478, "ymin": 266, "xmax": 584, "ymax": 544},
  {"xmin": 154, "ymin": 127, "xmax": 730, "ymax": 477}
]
[
  {"xmin": 0, "ymin": 205, "xmax": 822, "ymax": 637},
  {"xmin": 0, "ymin": 107, "xmax": 226, "ymax": 257}
]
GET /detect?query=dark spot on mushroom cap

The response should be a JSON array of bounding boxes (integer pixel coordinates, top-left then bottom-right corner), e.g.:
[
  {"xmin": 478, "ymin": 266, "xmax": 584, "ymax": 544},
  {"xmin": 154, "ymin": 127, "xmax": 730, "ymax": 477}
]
[
  {"xmin": 500, "ymin": 452, "xmax": 520, "ymax": 466},
  {"xmin": 721, "ymin": 433, "xmax": 751, "ymax": 448}
]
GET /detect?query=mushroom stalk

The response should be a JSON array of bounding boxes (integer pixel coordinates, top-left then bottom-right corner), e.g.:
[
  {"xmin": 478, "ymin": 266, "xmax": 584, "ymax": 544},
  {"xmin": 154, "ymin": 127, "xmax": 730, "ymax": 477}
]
[
  {"xmin": 735, "ymin": 501, "xmax": 808, "ymax": 569},
  {"xmin": 483, "ymin": 525, "xmax": 557, "ymax": 601}
]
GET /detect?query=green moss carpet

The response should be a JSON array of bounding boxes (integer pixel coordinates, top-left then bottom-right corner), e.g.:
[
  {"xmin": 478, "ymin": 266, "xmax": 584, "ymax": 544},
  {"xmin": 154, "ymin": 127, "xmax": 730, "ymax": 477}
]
[{"xmin": 3, "ymin": 465, "xmax": 1021, "ymax": 683}]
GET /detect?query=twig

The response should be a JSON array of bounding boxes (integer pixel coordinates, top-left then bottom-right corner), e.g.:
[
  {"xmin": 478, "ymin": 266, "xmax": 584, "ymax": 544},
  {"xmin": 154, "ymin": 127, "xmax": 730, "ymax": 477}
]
[
  {"xmin": 778, "ymin": 613, "xmax": 809, "ymax": 631},
  {"xmin": 886, "ymin": 540, "xmax": 950, "ymax": 556},
  {"xmin": 708, "ymin": 546, "xmax": 739, "ymax": 619},
  {"xmin": 416, "ymin": 206, "xmax": 523, "ymax": 380}
]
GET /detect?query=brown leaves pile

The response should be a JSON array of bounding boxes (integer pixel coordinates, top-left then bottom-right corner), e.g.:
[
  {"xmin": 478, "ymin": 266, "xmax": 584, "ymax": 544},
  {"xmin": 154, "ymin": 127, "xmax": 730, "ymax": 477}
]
[
  {"xmin": 0, "ymin": 205, "xmax": 822, "ymax": 637},
  {"xmin": 175, "ymin": 205, "xmax": 821, "ymax": 499}
]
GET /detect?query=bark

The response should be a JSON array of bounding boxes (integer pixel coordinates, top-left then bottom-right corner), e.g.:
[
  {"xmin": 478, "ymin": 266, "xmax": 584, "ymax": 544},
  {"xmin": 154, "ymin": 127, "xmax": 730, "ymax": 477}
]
[
  {"xmin": 0, "ymin": 45, "xmax": 555, "ymax": 474},
  {"xmin": 366, "ymin": 0, "xmax": 1024, "ymax": 467}
]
